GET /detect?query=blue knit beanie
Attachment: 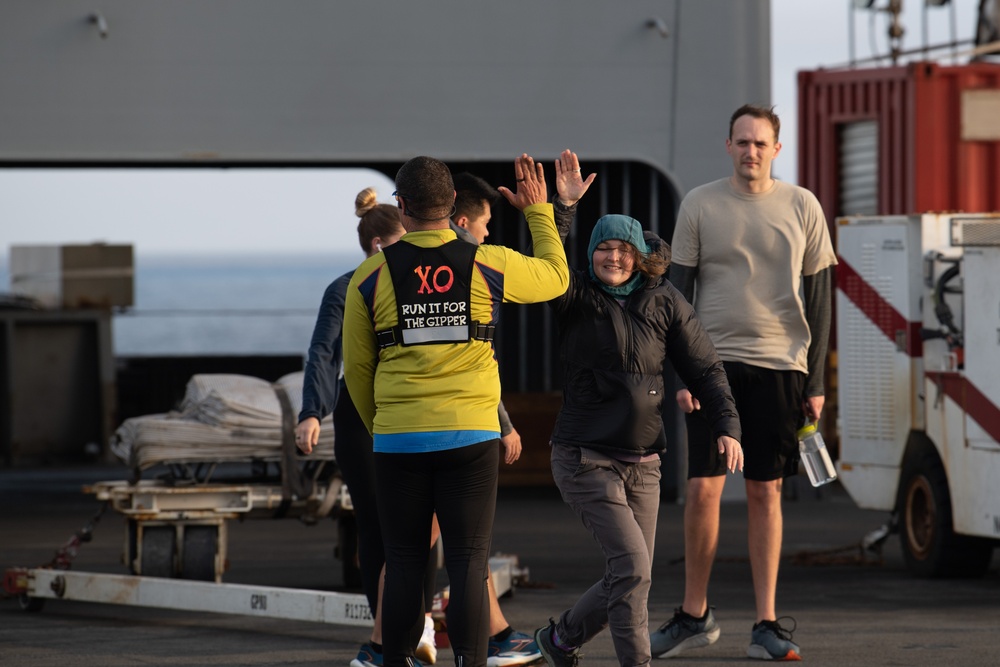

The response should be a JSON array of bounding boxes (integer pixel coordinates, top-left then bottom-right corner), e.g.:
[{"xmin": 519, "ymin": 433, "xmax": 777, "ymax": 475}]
[{"xmin": 587, "ymin": 214, "xmax": 648, "ymax": 296}]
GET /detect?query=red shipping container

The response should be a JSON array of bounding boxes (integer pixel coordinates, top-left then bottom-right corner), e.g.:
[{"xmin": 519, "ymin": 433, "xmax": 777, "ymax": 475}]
[{"xmin": 798, "ymin": 61, "xmax": 1000, "ymax": 228}]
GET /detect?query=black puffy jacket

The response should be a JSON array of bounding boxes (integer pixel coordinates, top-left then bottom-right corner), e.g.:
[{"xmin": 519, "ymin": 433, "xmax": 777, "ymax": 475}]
[{"xmin": 549, "ymin": 201, "xmax": 740, "ymax": 458}]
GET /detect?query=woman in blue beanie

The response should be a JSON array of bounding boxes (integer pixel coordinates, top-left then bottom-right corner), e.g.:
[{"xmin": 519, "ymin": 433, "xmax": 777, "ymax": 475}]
[{"xmin": 533, "ymin": 151, "xmax": 744, "ymax": 667}]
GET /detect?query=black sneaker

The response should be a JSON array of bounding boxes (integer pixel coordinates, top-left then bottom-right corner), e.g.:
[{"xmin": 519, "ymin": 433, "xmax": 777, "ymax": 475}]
[
  {"xmin": 747, "ymin": 617, "xmax": 801, "ymax": 661},
  {"xmin": 534, "ymin": 619, "xmax": 582, "ymax": 667},
  {"xmin": 649, "ymin": 606, "xmax": 720, "ymax": 658}
]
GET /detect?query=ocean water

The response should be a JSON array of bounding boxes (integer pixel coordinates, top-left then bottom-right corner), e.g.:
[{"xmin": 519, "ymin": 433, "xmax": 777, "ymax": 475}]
[
  {"xmin": 118, "ymin": 252, "xmax": 367, "ymax": 356},
  {"xmin": 3, "ymin": 252, "xmax": 367, "ymax": 357}
]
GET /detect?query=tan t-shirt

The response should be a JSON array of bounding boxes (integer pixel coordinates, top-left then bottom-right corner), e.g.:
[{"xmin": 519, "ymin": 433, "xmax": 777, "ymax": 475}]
[{"xmin": 671, "ymin": 178, "xmax": 837, "ymax": 374}]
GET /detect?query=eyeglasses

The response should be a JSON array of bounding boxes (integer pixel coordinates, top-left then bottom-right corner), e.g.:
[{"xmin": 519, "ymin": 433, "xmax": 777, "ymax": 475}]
[{"xmin": 594, "ymin": 243, "xmax": 634, "ymax": 257}]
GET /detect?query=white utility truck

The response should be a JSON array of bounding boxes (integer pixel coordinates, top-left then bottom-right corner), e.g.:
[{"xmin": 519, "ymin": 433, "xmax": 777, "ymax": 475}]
[{"xmin": 836, "ymin": 213, "xmax": 1000, "ymax": 577}]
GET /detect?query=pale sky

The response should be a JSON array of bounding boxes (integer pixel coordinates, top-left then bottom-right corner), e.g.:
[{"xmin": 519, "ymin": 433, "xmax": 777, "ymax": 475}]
[
  {"xmin": 0, "ymin": 1, "xmax": 983, "ymax": 259},
  {"xmin": 770, "ymin": 0, "xmax": 981, "ymax": 183},
  {"xmin": 0, "ymin": 168, "xmax": 396, "ymax": 258}
]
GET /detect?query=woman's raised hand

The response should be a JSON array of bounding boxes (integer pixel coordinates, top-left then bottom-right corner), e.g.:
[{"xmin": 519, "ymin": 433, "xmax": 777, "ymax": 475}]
[{"xmin": 554, "ymin": 149, "xmax": 596, "ymax": 207}]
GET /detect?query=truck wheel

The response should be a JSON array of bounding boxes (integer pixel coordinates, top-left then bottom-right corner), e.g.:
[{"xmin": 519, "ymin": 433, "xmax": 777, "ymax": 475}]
[
  {"xmin": 337, "ymin": 513, "xmax": 362, "ymax": 589},
  {"xmin": 181, "ymin": 526, "xmax": 219, "ymax": 581},
  {"xmin": 899, "ymin": 449, "xmax": 993, "ymax": 577},
  {"xmin": 141, "ymin": 526, "xmax": 177, "ymax": 578}
]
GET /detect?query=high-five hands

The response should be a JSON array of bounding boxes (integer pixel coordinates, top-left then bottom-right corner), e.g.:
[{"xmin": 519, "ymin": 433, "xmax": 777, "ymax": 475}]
[
  {"xmin": 499, "ymin": 154, "xmax": 547, "ymax": 211},
  {"xmin": 554, "ymin": 149, "xmax": 596, "ymax": 207}
]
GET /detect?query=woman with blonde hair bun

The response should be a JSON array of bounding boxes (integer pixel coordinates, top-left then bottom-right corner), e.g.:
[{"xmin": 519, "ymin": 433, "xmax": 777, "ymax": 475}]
[
  {"xmin": 354, "ymin": 187, "xmax": 404, "ymax": 255},
  {"xmin": 295, "ymin": 188, "xmax": 412, "ymax": 667}
]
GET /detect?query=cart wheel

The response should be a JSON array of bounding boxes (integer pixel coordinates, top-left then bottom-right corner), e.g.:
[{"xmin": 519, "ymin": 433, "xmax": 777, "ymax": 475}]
[
  {"xmin": 899, "ymin": 446, "xmax": 994, "ymax": 578},
  {"xmin": 337, "ymin": 513, "xmax": 362, "ymax": 589},
  {"xmin": 127, "ymin": 519, "xmax": 139, "ymax": 574},
  {"xmin": 181, "ymin": 526, "xmax": 219, "ymax": 581},
  {"xmin": 18, "ymin": 594, "xmax": 44, "ymax": 612},
  {"xmin": 141, "ymin": 526, "xmax": 177, "ymax": 578}
]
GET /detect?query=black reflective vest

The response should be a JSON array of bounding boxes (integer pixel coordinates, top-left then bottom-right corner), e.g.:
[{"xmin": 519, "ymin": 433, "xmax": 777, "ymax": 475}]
[{"xmin": 377, "ymin": 239, "xmax": 494, "ymax": 347}]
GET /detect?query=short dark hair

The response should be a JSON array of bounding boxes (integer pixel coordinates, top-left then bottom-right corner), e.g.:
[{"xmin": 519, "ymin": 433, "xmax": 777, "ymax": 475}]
[
  {"xmin": 395, "ymin": 156, "xmax": 455, "ymax": 222},
  {"xmin": 729, "ymin": 104, "xmax": 780, "ymax": 142},
  {"xmin": 452, "ymin": 172, "xmax": 500, "ymax": 221}
]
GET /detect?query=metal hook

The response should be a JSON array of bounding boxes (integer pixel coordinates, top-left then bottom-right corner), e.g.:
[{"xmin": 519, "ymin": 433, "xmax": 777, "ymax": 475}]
[
  {"xmin": 646, "ymin": 17, "xmax": 669, "ymax": 39},
  {"xmin": 89, "ymin": 12, "xmax": 108, "ymax": 39}
]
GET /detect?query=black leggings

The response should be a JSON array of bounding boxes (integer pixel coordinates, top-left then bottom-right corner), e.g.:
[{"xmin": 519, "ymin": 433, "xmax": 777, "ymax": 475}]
[
  {"xmin": 376, "ymin": 439, "xmax": 499, "ymax": 667},
  {"xmin": 333, "ymin": 383, "xmax": 438, "ymax": 617}
]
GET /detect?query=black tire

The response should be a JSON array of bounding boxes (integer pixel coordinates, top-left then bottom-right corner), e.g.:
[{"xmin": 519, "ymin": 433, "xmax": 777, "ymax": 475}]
[
  {"xmin": 18, "ymin": 594, "xmax": 44, "ymax": 612},
  {"xmin": 337, "ymin": 513, "xmax": 362, "ymax": 589},
  {"xmin": 898, "ymin": 447, "xmax": 994, "ymax": 578},
  {"xmin": 181, "ymin": 526, "xmax": 219, "ymax": 582},
  {"xmin": 141, "ymin": 526, "xmax": 177, "ymax": 578},
  {"xmin": 126, "ymin": 519, "xmax": 139, "ymax": 574}
]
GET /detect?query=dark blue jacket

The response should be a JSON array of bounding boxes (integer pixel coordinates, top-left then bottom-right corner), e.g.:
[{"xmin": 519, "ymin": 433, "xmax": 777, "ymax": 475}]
[{"xmin": 298, "ymin": 271, "xmax": 353, "ymax": 423}]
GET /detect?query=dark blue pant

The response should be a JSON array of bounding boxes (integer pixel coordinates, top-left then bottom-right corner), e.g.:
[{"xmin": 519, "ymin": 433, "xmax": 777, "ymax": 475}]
[
  {"xmin": 333, "ymin": 384, "xmax": 384, "ymax": 613},
  {"xmin": 334, "ymin": 384, "xmax": 439, "ymax": 616}
]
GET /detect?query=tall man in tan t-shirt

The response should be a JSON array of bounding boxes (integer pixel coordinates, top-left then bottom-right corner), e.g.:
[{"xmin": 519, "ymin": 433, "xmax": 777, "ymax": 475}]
[{"xmin": 650, "ymin": 104, "xmax": 837, "ymax": 662}]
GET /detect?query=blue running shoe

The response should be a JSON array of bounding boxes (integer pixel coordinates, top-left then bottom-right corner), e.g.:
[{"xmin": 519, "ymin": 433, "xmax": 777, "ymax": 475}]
[
  {"xmin": 350, "ymin": 644, "xmax": 383, "ymax": 667},
  {"xmin": 650, "ymin": 606, "xmax": 720, "ymax": 658},
  {"xmin": 747, "ymin": 618, "xmax": 801, "ymax": 661},
  {"xmin": 487, "ymin": 629, "xmax": 543, "ymax": 667}
]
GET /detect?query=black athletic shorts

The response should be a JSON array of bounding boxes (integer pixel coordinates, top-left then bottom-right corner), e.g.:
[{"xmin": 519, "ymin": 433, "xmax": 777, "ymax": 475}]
[{"xmin": 686, "ymin": 361, "xmax": 805, "ymax": 482}]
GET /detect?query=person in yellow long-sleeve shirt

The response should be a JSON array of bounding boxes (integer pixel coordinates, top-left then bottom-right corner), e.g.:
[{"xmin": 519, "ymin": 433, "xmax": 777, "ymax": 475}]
[{"xmin": 343, "ymin": 154, "xmax": 569, "ymax": 667}]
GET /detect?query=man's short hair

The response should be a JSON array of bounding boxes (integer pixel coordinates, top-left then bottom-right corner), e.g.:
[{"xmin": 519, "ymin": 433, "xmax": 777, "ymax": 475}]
[
  {"xmin": 395, "ymin": 156, "xmax": 455, "ymax": 222},
  {"xmin": 729, "ymin": 104, "xmax": 780, "ymax": 142},
  {"xmin": 453, "ymin": 172, "xmax": 501, "ymax": 221}
]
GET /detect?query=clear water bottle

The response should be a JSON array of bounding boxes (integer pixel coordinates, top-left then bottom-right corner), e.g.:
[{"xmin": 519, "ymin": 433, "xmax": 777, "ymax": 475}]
[{"xmin": 797, "ymin": 421, "xmax": 837, "ymax": 487}]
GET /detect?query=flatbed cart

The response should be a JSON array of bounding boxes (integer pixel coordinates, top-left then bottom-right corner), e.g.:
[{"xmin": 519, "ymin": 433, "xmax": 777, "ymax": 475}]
[
  {"xmin": 86, "ymin": 476, "xmax": 348, "ymax": 583},
  {"xmin": 3, "ymin": 477, "xmax": 528, "ymax": 633}
]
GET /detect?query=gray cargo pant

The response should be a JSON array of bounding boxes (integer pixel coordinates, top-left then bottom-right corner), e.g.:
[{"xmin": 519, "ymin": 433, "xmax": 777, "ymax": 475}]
[{"xmin": 550, "ymin": 443, "xmax": 661, "ymax": 667}]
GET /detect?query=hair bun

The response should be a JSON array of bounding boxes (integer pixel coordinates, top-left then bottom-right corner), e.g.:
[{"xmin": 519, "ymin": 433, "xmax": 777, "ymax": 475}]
[{"xmin": 355, "ymin": 187, "xmax": 379, "ymax": 218}]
